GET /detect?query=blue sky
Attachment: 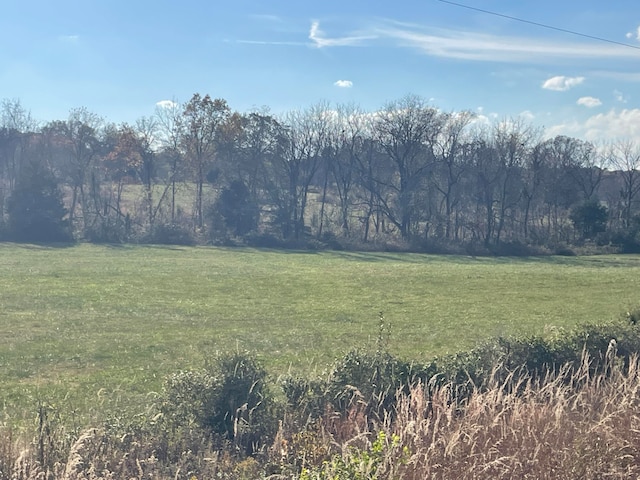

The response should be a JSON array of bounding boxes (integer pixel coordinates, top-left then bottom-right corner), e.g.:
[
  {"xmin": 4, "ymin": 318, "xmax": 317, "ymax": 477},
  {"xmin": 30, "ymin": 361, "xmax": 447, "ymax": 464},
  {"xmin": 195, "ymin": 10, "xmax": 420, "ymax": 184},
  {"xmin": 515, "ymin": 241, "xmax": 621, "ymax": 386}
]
[{"xmin": 2, "ymin": 0, "xmax": 640, "ymax": 142}]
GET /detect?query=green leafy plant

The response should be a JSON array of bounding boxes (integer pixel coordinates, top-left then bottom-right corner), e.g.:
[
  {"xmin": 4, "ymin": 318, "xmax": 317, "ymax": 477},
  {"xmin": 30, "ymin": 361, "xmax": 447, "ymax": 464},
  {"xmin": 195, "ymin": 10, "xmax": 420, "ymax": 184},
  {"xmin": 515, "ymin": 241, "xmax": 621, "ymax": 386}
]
[{"xmin": 299, "ymin": 431, "xmax": 408, "ymax": 480}]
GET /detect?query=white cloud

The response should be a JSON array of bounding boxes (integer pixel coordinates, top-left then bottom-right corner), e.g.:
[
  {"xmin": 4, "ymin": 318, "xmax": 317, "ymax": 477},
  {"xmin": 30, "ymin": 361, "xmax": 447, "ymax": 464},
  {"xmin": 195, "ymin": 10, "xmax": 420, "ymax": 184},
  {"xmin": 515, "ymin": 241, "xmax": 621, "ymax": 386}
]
[
  {"xmin": 309, "ymin": 21, "xmax": 376, "ymax": 48},
  {"xmin": 625, "ymin": 26, "xmax": 640, "ymax": 41},
  {"xmin": 542, "ymin": 76, "xmax": 585, "ymax": 91},
  {"xmin": 577, "ymin": 96, "xmax": 602, "ymax": 108},
  {"xmin": 334, "ymin": 80, "xmax": 353, "ymax": 88},
  {"xmin": 583, "ymin": 109, "xmax": 640, "ymax": 141},
  {"xmin": 155, "ymin": 100, "xmax": 178, "ymax": 109},
  {"xmin": 519, "ymin": 110, "xmax": 535, "ymax": 120},
  {"xmin": 548, "ymin": 109, "xmax": 640, "ymax": 143},
  {"xmin": 469, "ymin": 109, "xmax": 497, "ymax": 129}
]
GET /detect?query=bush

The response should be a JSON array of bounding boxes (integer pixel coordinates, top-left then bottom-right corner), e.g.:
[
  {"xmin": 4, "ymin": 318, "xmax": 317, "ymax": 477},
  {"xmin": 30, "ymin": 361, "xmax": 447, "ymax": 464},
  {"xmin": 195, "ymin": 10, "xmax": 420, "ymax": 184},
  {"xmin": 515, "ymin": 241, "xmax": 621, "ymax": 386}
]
[
  {"xmin": 327, "ymin": 350, "xmax": 417, "ymax": 418},
  {"xmin": 433, "ymin": 314, "xmax": 640, "ymax": 403},
  {"xmin": 282, "ymin": 350, "xmax": 436, "ymax": 423},
  {"xmin": 160, "ymin": 351, "xmax": 276, "ymax": 454},
  {"xmin": 489, "ymin": 240, "xmax": 546, "ymax": 256},
  {"xmin": 610, "ymin": 229, "xmax": 640, "ymax": 253},
  {"xmin": 281, "ymin": 375, "xmax": 329, "ymax": 422},
  {"xmin": 145, "ymin": 223, "xmax": 196, "ymax": 246},
  {"xmin": 553, "ymin": 244, "xmax": 577, "ymax": 256},
  {"xmin": 84, "ymin": 217, "xmax": 130, "ymax": 243},
  {"xmin": 244, "ymin": 232, "xmax": 308, "ymax": 250}
]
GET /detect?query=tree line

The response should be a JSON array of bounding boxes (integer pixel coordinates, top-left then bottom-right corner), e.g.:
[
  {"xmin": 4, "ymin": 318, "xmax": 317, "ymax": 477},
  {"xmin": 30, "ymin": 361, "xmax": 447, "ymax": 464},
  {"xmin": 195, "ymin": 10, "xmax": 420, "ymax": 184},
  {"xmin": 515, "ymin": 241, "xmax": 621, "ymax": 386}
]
[{"xmin": 1, "ymin": 94, "xmax": 639, "ymax": 252}]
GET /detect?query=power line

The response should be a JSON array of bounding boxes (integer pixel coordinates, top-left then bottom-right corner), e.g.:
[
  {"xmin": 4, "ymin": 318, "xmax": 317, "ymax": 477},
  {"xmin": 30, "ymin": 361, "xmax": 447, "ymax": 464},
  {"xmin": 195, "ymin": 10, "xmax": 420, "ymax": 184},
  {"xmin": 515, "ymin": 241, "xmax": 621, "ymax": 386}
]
[{"xmin": 436, "ymin": 0, "xmax": 640, "ymax": 51}]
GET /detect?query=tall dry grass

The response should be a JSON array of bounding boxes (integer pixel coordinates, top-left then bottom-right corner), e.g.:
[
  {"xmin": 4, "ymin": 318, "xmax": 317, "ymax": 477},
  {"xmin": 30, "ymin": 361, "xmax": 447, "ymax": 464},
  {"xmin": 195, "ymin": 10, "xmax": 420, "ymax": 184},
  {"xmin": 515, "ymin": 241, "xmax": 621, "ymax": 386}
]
[
  {"xmin": 4, "ymin": 349, "xmax": 640, "ymax": 479},
  {"xmin": 299, "ymin": 349, "xmax": 640, "ymax": 479}
]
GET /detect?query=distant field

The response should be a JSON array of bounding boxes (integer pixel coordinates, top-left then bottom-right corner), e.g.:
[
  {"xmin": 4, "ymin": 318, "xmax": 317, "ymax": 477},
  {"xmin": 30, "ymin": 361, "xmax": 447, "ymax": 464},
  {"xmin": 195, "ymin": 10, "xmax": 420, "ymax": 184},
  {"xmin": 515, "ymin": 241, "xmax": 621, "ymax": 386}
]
[{"xmin": 1, "ymin": 243, "xmax": 639, "ymax": 426}]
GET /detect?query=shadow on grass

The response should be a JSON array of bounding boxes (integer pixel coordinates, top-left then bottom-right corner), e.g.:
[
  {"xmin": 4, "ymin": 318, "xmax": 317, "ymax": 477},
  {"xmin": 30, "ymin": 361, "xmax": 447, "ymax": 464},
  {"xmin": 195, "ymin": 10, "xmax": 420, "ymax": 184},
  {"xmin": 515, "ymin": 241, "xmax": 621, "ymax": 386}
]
[
  {"xmin": 1, "ymin": 241, "xmax": 77, "ymax": 250},
  {"xmin": 328, "ymin": 250, "xmax": 640, "ymax": 268},
  {"xmin": 113, "ymin": 243, "xmax": 189, "ymax": 251}
]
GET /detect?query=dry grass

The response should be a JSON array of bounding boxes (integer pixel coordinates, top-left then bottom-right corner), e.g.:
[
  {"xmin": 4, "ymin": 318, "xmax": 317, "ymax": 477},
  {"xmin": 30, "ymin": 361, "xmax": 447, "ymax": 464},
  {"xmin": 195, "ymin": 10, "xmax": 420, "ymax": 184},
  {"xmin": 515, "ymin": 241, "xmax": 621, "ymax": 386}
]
[
  {"xmin": 5, "ymin": 351, "xmax": 640, "ymax": 479},
  {"xmin": 292, "ymin": 351, "xmax": 640, "ymax": 479}
]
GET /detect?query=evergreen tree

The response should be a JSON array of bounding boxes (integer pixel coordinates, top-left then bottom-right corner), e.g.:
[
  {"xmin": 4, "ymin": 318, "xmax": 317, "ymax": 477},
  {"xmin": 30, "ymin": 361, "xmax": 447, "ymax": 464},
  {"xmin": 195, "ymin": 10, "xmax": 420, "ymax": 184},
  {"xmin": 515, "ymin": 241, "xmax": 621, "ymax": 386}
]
[
  {"xmin": 213, "ymin": 180, "xmax": 260, "ymax": 237},
  {"xmin": 570, "ymin": 199, "xmax": 608, "ymax": 240},
  {"xmin": 6, "ymin": 160, "xmax": 72, "ymax": 242}
]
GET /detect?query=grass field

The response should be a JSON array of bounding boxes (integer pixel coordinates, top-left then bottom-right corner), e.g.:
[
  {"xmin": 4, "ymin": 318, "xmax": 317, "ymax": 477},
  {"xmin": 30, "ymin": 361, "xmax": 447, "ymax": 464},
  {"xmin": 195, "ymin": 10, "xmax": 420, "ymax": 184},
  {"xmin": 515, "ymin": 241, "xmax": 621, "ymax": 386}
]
[{"xmin": 1, "ymin": 243, "xmax": 639, "ymax": 427}]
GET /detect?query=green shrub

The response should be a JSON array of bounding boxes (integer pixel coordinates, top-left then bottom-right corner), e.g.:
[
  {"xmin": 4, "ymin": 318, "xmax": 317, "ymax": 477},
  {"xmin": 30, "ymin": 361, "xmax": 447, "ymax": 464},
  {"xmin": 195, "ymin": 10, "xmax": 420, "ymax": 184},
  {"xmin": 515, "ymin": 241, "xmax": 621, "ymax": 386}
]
[
  {"xmin": 206, "ymin": 352, "xmax": 275, "ymax": 452},
  {"xmin": 161, "ymin": 369, "xmax": 219, "ymax": 428},
  {"xmin": 281, "ymin": 375, "xmax": 329, "ymax": 422},
  {"xmin": 281, "ymin": 351, "xmax": 436, "ymax": 423},
  {"xmin": 433, "ymin": 313, "xmax": 640, "ymax": 402},
  {"xmin": 327, "ymin": 350, "xmax": 410, "ymax": 418},
  {"xmin": 160, "ymin": 351, "xmax": 276, "ymax": 454}
]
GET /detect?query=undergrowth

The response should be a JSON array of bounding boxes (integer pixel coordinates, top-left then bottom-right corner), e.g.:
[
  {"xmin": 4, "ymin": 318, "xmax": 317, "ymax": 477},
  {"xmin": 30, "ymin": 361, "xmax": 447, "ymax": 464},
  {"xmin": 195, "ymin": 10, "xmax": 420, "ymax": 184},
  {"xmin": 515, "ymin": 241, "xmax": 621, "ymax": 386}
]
[{"xmin": 3, "ymin": 310, "xmax": 640, "ymax": 479}]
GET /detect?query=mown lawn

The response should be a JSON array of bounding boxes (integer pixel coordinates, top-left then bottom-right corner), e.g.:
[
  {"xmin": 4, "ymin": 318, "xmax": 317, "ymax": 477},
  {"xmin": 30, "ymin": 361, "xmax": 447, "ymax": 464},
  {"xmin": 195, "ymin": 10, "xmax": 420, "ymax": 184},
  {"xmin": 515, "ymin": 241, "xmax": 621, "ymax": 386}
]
[{"xmin": 1, "ymin": 243, "xmax": 639, "ymax": 426}]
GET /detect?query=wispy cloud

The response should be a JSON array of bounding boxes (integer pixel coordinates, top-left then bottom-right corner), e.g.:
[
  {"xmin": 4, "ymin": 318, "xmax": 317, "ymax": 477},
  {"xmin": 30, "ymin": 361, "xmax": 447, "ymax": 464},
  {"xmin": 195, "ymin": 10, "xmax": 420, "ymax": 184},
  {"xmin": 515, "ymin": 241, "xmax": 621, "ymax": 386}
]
[
  {"xmin": 250, "ymin": 14, "xmax": 283, "ymax": 23},
  {"xmin": 236, "ymin": 19, "xmax": 640, "ymax": 64},
  {"xmin": 614, "ymin": 90, "xmax": 629, "ymax": 103},
  {"xmin": 334, "ymin": 80, "xmax": 353, "ymax": 88},
  {"xmin": 309, "ymin": 21, "xmax": 376, "ymax": 48},
  {"xmin": 577, "ymin": 96, "xmax": 602, "ymax": 108},
  {"xmin": 590, "ymin": 70, "xmax": 640, "ymax": 82},
  {"xmin": 307, "ymin": 20, "xmax": 640, "ymax": 63},
  {"xmin": 234, "ymin": 39, "xmax": 306, "ymax": 46},
  {"xmin": 542, "ymin": 76, "xmax": 585, "ymax": 91},
  {"xmin": 58, "ymin": 34, "xmax": 79, "ymax": 43}
]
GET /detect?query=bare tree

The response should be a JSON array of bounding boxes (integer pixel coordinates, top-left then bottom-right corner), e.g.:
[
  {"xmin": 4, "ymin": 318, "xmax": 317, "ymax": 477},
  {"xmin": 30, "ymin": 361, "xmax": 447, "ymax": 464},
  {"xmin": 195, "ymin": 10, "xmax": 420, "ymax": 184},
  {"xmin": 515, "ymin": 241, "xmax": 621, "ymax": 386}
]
[
  {"xmin": 155, "ymin": 100, "xmax": 184, "ymax": 223},
  {"xmin": 567, "ymin": 139, "xmax": 605, "ymax": 202},
  {"xmin": 432, "ymin": 110, "xmax": 474, "ymax": 239},
  {"xmin": 609, "ymin": 140, "xmax": 640, "ymax": 229},
  {"xmin": 134, "ymin": 116, "xmax": 159, "ymax": 228},
  {"xmin": 0, "ymin": 99, "xmax": 36, "ymax": 193},
  {"xmin": 491, "ymin": 119, "xmax": 536, "ymax": 244},
  {"xmin": 327, "ymin": 104, "xmax": 370, "ymax": 236},
  {"xmin": 372, "ymin": 95, "xmax": 444, "ymax": 239},
  {"xmin": 275, "ymin": 103, "xmax": 330, "ymax": 239}
]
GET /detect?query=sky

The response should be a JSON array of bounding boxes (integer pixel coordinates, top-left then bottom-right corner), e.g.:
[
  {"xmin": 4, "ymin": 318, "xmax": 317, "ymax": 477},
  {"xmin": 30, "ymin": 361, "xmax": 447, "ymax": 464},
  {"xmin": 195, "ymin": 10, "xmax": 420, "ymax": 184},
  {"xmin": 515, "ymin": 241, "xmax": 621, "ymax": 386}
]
[{"xmin": 2, "ymin": 0, "xmax": 640, "ymax": 143}]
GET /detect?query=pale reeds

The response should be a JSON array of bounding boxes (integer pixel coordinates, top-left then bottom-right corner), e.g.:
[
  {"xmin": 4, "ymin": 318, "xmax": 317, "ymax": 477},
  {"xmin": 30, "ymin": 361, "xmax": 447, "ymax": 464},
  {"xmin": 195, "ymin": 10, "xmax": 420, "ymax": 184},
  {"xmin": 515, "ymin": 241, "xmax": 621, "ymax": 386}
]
[{"xmin": 307, "ymin": 351, "xmax": 640, "ymax": 479}]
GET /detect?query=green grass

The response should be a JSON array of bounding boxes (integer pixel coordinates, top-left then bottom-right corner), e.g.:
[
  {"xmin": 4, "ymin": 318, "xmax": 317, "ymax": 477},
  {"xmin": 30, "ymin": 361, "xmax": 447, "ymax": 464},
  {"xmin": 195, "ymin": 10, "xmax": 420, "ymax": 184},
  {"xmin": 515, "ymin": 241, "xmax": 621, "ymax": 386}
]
[{"xmin": 1, "ymin": 243, "xmax": 639, "ymax": 426}]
